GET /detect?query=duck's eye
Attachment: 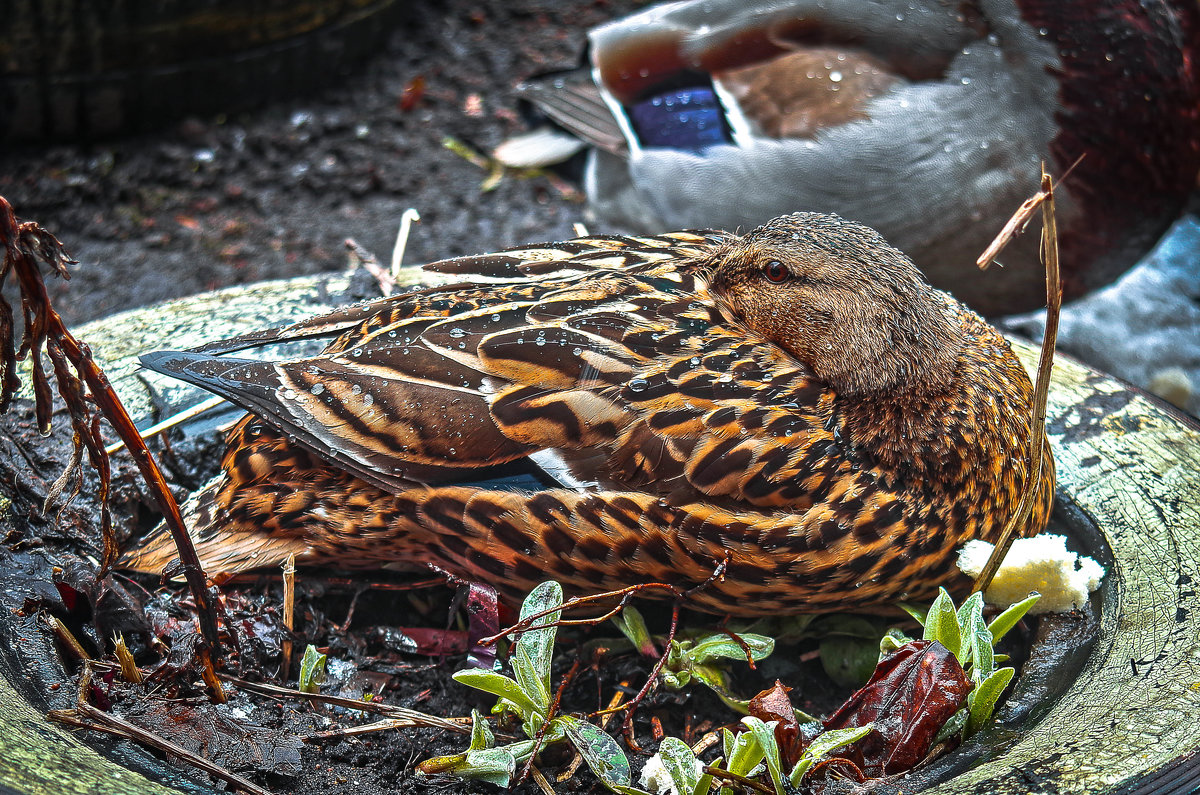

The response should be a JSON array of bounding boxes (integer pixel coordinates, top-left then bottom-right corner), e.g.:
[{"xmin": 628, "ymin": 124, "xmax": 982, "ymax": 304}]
[{"xmin": 763, "ymin": 260, "xmax": 789, "ymax": 283}]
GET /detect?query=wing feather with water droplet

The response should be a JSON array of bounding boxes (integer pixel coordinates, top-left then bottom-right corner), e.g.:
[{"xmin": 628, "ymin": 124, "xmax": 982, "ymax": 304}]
[{"xmin": 140, "ymin": 229, "xmax": 839, "ymax": 507}]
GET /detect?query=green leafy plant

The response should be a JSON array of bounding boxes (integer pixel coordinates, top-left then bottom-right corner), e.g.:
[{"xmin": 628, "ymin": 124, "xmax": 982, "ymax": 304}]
[
  {"xmin": 298, "ymin": 644, "xmax": 327, "ymax": 694},
  {"xmin": 419, "ymin": 581, "xmax": 635, "ymax": 791},
  {"xmin": 639, "ymin": 737, "xmax": 714, "ymax": 795},
  {"xmin": 704, "ymin": 717, "xmax": 872, "ymax": 795},
  {"xmin": 915, "ymin": 588, "xmax": 1040, "ymax": 738},
  {"xmin": 420, "ymin": 582, "xmax": 1038, "ymax": 793},
  {"xmin": 613, "ymin": 606, "xmax": 775, "ymax": 712}
]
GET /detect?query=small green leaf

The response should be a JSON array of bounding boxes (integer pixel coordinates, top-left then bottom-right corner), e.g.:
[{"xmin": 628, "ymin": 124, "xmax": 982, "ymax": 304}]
[
  {"xmin": 987, "ymin": 594, "xmax": 1041, "ymax": 644},
  {"xmin": 723, "ymin": 727, "xmax": 765, "ymax": 778},
  {"xmin": 512, "ymin": 581, "xmax": 563, "ymax": 715},
  {"xmin": 803, "ymin": 723, "xmax": 874, "ymax": 760},
  {"xmin": 502, "ymin": 739, "xmax": 539, "ymax": 764},
  {"xmin": 682, "ymin": 662, "xmax": 728, "ymax": 693},
  {"xmin": 897, "ymin": 602, "xmax": 928, "ymax": 625},
  {"xmin": 958, "ymin": 594, "xmax": 994, "ymax": 681},
  {"xmin": 453, "ymin": 669, "xmax": 542, "ymax": 720},
  {"xmin": 742, "ymin": 717, "xmax": 785, "ymax": 795},
  {"xmin": 787, "ymin": 724, "xmax": 873, "ymax": 787},
  {"xmin": 966, "ymin": 666, "xmax": 1015, "ymax": 737},
  {"xmin": 922, "ymin": 588, "xmax": 961, "ymax": 660},
  {"xmin": 561, "ymin": 716, "xmax": 632, "ymax": 791},
  {"xmin": 688, "ymin": 633, "xmax": 775, "ymax": 665},
  {"xmin": 688, "ymin": 663, "xmax": 768, "ymax": 714},
  {"xmin": 820, "ymin": 634, "xmax": 880, "ymax": 688},
  {"xmin": 879, "ymin": 628, "xmax": 913, "ymax": 658},
  {"xmin": 666, "ymin": 640, "xmax": 687, "ymax": 669},
  {"xmin": 787, "ymin": 759, "xmax": 813, "ymax": 786},
  {"xmin": 417, "ymin": 740, "xmax": 529, "ymax": 787},
  {"xmin": 655, "ymin": 737, "xmax": 704, "ymax": 795},
  {"xmin": 298, "ymin": 645, "xmax": 327, "ymax": 694},
  {"xmin": 512, "ymin": 643, "xmax": 550, "ymax": 715},
  {"xmin": 933, "ymin": 707, "xmax": 968, "ymax": 746},
  {"xmin": 661, "ymin": 668, "xmax": 691, "ymax": 690},
  {"xmin": 468, "ymin": 709, "xmax": 494, "ymax": 752},
  {"xmin": 955, "ymin": 592, "xmax": 985, "ymax": 644},
  {"xmin": 974, "ymin": 630, "xmax": 995, "ymax": 681},
  {"xmin": 613, "ymin": 606, "xmax": 657, "ymax": 657},
  {"xmin": 458, "ymin": 747, "xmax": 517, "ymax": 786}
]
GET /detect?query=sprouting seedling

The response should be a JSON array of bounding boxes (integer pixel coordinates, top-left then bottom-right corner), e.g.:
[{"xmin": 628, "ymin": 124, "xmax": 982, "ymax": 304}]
[
  {"xmin": 913, "ymin": 588, "xmax": 1040, "ymax": 738},
  {"xmin": 612, "ymin": 605, "xmax": 776, "ymax": 713},
  {"xmin": 298, "ymin": 644, "xmax": 327, "ymax": 694},
  {"xmin": 705, "ymin": 717, "xmax": 873, "ymax": 795},
  {"xmin": 417, "ymin": 709, "xmax": 534, "ymax": 787},
  {"xmin": 421, "ymin": 581, "xmax": 636, "ymax": 792}
]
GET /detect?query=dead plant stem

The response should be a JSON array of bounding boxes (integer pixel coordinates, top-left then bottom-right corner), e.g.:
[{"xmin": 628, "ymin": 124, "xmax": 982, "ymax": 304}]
[{"xmin": 971, "ymin": 167, "xmax": 1061, "ymax": 594}]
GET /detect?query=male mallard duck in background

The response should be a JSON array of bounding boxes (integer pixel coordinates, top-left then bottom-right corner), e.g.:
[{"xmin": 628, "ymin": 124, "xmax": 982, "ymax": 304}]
[
  {"xmin": 122, "ymin": 213, "xmax": 1054, "ymax": 615},
  {"xmin": 498, "ymin": 0, "xmax": 1200, "ymax": 316}
]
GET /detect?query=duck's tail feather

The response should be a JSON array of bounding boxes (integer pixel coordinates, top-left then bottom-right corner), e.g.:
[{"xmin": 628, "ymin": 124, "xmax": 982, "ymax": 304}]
[
  {"xmin": 119, "ymin": 477, "xmax": 314, "ymax": 577},
  {"xmin": 517, "ymin": 72, "xmax": 628, "ymax": 157}
]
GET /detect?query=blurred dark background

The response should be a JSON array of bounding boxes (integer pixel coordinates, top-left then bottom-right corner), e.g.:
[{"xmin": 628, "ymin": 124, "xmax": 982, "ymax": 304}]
[{"xmin": 0, "ymin": 0, "xmax": 643, "ymax": 327}]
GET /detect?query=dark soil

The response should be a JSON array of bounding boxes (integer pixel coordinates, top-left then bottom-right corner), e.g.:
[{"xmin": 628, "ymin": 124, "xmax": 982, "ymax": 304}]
[{"xmin": 0, "ymin": 0, "xmax": 645, "ymax": 329}]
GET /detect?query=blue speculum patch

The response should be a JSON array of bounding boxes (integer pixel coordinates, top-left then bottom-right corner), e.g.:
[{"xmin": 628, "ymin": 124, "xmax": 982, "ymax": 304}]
[{"xmin": 628, "ymin": 86, "xmax": 732, "ymax": 151}]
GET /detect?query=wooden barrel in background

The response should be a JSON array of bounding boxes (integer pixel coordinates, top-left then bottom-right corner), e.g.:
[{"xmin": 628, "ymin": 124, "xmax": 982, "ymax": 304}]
[{"xmin": 0, "ymin": 0, "xmax": 409, "ymax": 142}]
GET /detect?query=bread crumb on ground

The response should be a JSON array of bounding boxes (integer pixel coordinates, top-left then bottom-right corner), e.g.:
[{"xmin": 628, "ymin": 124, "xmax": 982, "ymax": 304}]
[{"xmin": 957, "ymin": 534, "xmax": 1104, "ymax": 613}]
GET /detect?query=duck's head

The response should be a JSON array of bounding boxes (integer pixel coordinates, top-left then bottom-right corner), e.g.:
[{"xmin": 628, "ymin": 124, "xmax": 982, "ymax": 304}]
[{"xmin": 709, "ymin": 212, "xmax": 964, "ymax": 398}]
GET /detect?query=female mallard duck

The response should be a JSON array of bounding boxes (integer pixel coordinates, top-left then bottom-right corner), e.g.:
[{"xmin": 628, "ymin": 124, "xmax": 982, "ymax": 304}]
[
  {"xmin": 123, "ymin": 213, "xmax": 1054, "ymax": 615},
  {"xmin": 501, "ymin": 0, "xmax": 1200, "ymax": 316}
]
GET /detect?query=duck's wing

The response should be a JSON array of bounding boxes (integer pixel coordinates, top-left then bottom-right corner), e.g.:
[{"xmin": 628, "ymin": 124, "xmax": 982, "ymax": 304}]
[
  {"xmin": 191, "ymin": 230, "xmax": 710, "ymax": 356},
  {"xmin": 516, "ymin": 71, "xmax": 628, "ymax": 157},
  {"xmin": 510, "ymin": 0, "xmax": 973, "ymax": 160},
  {"xmin": 141, "ymin": 230, "xmax": 840, "ymax": 507}
]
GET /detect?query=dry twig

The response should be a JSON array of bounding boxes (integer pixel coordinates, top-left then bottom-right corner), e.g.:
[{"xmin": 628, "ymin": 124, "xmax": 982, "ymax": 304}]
[
  {"xmin": 306, "ymin": 715, "xmax": 474, "ymax": 742},
  {"xmin": 281, "ymin": 554, "xmax": 296, "ymax": 682},
  {"xmin": 43, "ymin": 615, "xmax": 89, "ymax": 662},
  {"xmin": 0, "ymin": 196, "xmax": 224, "ymax": 670},
  {"xmin": 481, "ymin": 558, "xmax": 728, "ymax": 648},
  {"xmin": 104, "ymin": 394, "xmax": 226, "ymax": 455},
  {"xmin": 529, "ymin": 765, "xmax": 558, "ymax": 795},
  {"xmin": 971, "ymin": 166, "xmax": 1062, "ymax": 594},
  {"xmin": 477, "ymin": 582, "xmax": 681, "ymax": 647},
  {"xmin": 390, "ymin": 208, "xmax": 422, "ymax": 283},
  {"xmin": 219, "ymin": 674, "xmax": 469, "ymax": 734}
]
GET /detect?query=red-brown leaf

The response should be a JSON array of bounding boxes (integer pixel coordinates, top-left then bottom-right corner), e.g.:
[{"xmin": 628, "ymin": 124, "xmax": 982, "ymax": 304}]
[
  {"xmin": 823, "ymin": 639, "xmax": 971, "ymax": 777},
  {"xmin": 465, "ymin": 582, "xmax": 500, "ymax": 669},
  {"xmin": 749, "ymin": 679, "xmax": 804, "ymax": 768},
  {"xmin": 399, "ymin": 76, "xmax": 426, "ymax": 112}
]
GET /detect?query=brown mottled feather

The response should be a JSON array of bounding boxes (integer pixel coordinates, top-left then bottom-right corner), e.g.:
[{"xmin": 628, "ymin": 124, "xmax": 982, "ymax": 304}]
[
  {"xmin": 715, "ymin": 48, "xmax": 900, "ymax": 140},
  {"xmin": 124, "ymin": 215, "xmax": 1053, "ymax": 614}
]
